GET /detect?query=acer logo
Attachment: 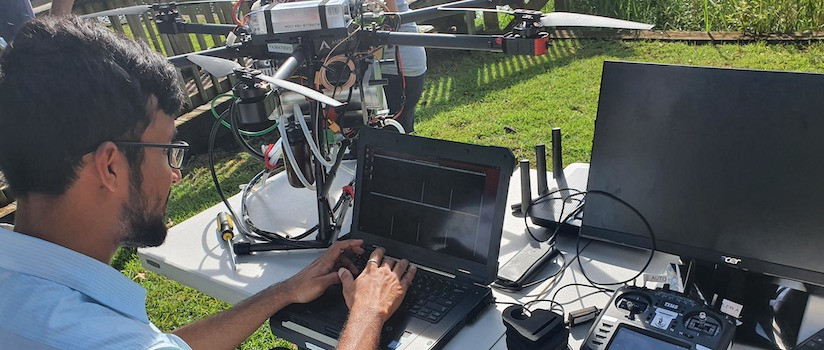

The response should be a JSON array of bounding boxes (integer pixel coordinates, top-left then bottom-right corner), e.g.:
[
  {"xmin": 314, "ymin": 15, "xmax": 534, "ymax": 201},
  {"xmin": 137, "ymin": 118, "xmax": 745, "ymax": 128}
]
[{"xmin": 722, "ymin": 256, "xmax": 742, "ymax": 265}]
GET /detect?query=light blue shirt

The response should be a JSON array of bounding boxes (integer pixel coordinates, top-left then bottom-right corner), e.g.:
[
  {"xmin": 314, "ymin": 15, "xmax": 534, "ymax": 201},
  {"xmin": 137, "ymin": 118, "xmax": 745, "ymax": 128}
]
[
  {"xmin": 0, "ymin": 227, "xmax": 192, "ymax": 349},
  {"xmin": 380, "ymin": 0, "xmax": 427, "ymax": 77}
]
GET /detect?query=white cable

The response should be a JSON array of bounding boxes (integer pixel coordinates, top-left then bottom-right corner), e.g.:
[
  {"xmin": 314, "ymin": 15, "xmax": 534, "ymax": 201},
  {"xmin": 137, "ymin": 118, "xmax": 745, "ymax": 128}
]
[
  {"xmin": 261, "ymin": 138, "xmax": 283, "ymax": 168},
  {"xmin": 382, "ymin": 118, "xmax": 406, "ymax": 134},
  {"xmin": 294, "ymin": 104, "xmax": 335, "ymax": 168},
  {"xmin": 278, "ymin": 114, "xmax": 316, "ymax": 190},
  {"xmin": 293, "ymin": 105, "xmax": 356, "ymax": 175}
]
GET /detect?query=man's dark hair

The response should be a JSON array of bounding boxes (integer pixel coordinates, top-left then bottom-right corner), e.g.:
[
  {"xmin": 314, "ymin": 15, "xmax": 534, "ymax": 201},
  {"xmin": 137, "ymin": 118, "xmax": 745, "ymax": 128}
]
[{"xmin": 0, "ymin": 16, "xmax": 187, "ymax": 197}]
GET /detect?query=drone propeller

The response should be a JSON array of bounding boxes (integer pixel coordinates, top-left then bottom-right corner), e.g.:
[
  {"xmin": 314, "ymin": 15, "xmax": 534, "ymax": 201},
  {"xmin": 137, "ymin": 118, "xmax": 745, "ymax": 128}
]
[
  {"xmin": 187, "ymin": 54, "xmax": 344, "ymax": 107},
  {"xmin": 540, "ymin": 12, "xmax": 654, "ymax": 30},
  {"xmin": 256, "ymin": 76, "xmax": 344, "ymax": 107},
  {"xmin": 435, "ymin": 8, "xmax": 653, "ymax": 30},
  {"xmin": 80, "ymin": 0, "xmax": 238, "ymax": 19},
  {"xmin": 187, "ymin": 54, "xmax": 240, "ymax": 78},
  {"xmin": 80, "ymin": 4, "xmax": 151, "ymax": 18}
]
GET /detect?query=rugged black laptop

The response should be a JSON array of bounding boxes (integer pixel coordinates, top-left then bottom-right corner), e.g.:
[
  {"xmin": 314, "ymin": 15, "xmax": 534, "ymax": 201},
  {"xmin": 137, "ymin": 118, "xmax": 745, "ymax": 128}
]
[{"xmin": 270, "ymin": 128, "xmax": 515, "ymax": 350}]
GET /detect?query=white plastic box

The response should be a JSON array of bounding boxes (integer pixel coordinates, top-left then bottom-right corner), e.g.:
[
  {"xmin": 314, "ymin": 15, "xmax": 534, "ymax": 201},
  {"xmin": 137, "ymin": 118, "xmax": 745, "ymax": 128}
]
[{"xmin": 249, "ymin": 0, "xmax": 350, "ymax": 35}]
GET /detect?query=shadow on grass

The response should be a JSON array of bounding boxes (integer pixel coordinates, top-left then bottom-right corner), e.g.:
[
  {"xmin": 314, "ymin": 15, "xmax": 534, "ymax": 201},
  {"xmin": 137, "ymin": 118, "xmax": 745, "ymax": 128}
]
[{"xmin": 416, "ymin": 39, "xmax": 637, "ymax": 121}]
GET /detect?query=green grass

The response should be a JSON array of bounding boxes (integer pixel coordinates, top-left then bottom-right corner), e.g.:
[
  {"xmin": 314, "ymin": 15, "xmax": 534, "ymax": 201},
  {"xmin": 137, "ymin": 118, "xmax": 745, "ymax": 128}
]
[
  {"xmin": 111, "ymin": 40, "xmax": 824, "ymax": 348},
  {"xmin": 416, "ymin": 40, "xmax": 824, "ymax": 165},
  {"xmin": 566, "ymin": 0, "xmax": 824, "ymax": 34}
]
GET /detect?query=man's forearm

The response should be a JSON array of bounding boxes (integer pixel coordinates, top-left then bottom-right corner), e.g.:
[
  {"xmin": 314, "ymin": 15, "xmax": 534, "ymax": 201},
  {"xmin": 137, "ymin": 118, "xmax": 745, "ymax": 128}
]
[
  {"xmin": 51, "ymin": 0, "xmax": 76, "ymax": 16},
  {"xmin": 384, "ymin": 0, "xmax": 399, "ymax": 12},
  {"xmin": 173, "ymin": 281, "xmax": 295, "ymax": 350},
  {"xmin": 338, "ymin": 306, "xmax": 386, "ymax": 350}
]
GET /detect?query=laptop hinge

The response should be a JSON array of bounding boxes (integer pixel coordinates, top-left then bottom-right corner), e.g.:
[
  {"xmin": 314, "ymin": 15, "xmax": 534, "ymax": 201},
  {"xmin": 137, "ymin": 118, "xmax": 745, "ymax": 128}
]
[{"xmin": 455, "ymin": 268, "xmax": 477, "ymax": 284}]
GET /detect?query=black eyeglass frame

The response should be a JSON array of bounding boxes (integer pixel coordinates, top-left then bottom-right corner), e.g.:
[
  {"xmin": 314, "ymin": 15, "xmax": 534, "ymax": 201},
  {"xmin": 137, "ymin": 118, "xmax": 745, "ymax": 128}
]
[{"xmin": 114, "ymin": 140, "xmax": 190, "ymax": 169}]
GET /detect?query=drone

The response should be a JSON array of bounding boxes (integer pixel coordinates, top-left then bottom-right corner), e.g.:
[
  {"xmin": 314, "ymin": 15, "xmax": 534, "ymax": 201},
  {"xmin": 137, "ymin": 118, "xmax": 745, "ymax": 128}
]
[{"xmin": 82, "ymin": 0, "xmax": 653, "ymax": 257}]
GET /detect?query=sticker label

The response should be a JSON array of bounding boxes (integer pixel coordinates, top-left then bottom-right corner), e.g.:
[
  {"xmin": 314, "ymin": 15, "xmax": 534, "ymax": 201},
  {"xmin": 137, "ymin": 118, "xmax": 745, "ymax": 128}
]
[
  {"xmin": 651, "ymin": 307, "xmax": 678, "ymax": 330},
  {"xmin": 644, "ymin": 273, "xmax": 668, "ymax": 283},
  {"xmin": 720, "ymin": 299, "xmax": 743, "ymax": 319}
]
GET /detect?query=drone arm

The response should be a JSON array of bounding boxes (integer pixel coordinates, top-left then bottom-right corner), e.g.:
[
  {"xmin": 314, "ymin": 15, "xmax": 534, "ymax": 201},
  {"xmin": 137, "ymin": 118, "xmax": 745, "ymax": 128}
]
[
  {"xmin": 372, "ymin": 31, "xmax": 552, "ymax": 56},
  {"xmin": 175, "ymin": 23, "xmax": 238, "ymax": 35},
  {"xmin": 272, "ymin": 51, "xmax": 306, "ymax": 80},
  {"xmin": 373, "ymin": 31, "xmax": 502, "ymax": 52}
]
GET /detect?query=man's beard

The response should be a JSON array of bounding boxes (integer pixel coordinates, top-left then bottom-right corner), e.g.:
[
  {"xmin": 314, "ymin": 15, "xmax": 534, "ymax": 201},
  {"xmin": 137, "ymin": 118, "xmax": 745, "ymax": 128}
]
[{"xmin": 120, "ymin": 166, "xmax": 169, "ymax": 248}]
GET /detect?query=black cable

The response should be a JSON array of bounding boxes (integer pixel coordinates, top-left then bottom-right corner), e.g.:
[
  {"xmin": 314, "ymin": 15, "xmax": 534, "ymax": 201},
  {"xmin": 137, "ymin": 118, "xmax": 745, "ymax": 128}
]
[
  {"xmin": 493, "ymin": 199, "xmax": 585, "ymax": 292},
  {"xmin": 211, "ymin": 106, "xmax": 327, "ymax": 249},
  {"xmin": 551, "ymin": 283, "xmax": 614, "ymax": 304},
  {"xmin": 521, "ymin": 187, "xmax": 583, "ymax": 244},
  {"xmin": 209, "ymin": 108, "xmax": 280, "ymax": 243},
  {"xmin": 530, "ymin": 240, "xmax": 592, "ymax": 299},
  {"xmin": 237, "ymin": 166, "xmax": 328, "ymax": 247},
  {"xmin": 492, "ymin": 253, "xmax": 567, "ymax": 293},
  {"xmin": 572, "ymin": 190, "xmax": 656, "ymax": 287},
  {"xmin": 523, "ymin": 298, "xmax": 565, "ymax": 316},
  {"xmin": 244, "ymin": 219, "xmax": 319, "ymax": 242},
  {"xmin": 209, "ymin": 107, "xmax": 242, "ymax": 227},
  {"xmin": 229, "ymin": 97, "xmax": 264, "ymax": 160}
]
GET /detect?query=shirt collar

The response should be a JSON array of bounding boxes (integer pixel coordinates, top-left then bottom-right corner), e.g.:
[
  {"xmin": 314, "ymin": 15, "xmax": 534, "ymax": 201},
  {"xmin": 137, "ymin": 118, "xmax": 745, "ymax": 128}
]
[{"xmin": 0, "ymin": 227, "xmax": 149, "ymax": 323}]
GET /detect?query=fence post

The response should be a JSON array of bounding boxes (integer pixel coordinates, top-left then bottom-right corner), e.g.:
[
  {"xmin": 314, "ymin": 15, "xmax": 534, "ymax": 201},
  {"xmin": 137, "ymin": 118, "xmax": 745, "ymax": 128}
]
[{"xmin": 554, "ymin": 0, "xmax": 568, "ymax": 11}]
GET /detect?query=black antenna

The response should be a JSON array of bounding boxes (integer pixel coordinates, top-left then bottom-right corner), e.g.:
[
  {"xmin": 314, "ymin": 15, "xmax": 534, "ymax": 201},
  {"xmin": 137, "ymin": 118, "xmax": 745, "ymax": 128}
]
[
  {"xmin": 551, "ymin": 127, "xmax": 563, "ymax": 179},
  {"xmin": 535, "ymin": 144, "xmax": 549, "ymax": 196},
  {"xmin": 519, "ymin": 159, "xmax": 531, "ymax": 216}
]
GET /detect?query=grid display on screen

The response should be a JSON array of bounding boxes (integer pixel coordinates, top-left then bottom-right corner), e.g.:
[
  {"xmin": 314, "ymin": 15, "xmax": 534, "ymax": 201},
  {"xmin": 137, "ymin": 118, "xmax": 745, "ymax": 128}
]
[{"xmin": 358, "ymin": 152, "xmax": 492, "ymax": 264}]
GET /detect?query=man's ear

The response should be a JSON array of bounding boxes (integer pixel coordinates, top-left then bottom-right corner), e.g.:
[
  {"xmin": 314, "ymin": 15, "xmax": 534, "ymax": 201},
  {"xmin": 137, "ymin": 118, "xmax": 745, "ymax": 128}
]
[{"xmin": 91, "ymin": 141, "xmax": 126, "ymax": 192}]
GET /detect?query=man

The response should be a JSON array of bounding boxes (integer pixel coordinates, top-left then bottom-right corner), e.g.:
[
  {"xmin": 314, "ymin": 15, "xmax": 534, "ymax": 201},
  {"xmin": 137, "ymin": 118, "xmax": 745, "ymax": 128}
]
[
  {"xmin": 0, "ymin": 16, "xmax": 415, "ymax": 349},
  {"xmin": 379, "ymin": 0, "xmax": 427, "ymax": 134}
]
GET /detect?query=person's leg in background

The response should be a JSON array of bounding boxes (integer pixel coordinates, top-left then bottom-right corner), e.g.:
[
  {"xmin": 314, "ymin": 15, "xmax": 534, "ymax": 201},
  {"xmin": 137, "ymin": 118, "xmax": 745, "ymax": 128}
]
[{"xmin": 384, "ymin": 72, "xmax": 427, "ymax": 134}]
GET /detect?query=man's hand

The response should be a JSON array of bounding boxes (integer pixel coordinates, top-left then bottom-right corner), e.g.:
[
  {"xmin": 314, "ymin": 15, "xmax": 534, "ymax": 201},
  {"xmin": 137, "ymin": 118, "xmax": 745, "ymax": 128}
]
[
  {"xmin": 338, "ymin": 247, "xmax": 416, "ymax": 323},
  {"xmin": 282, "ymin": 239, "xmax": 365, "ymax": 304}
]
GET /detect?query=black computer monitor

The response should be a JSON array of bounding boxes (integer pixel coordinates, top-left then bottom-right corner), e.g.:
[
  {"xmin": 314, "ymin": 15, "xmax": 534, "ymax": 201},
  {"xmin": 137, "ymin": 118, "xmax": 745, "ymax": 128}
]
[{"xmin": 581, "ymin": 61, "xmax": 824, "ymax": 286}]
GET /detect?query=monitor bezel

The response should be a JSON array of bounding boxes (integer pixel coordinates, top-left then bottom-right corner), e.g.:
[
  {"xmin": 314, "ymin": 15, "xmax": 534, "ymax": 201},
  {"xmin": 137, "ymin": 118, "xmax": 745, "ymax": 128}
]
[{"xmin": 580, "ymin": 60, "xmax": 824, "ymax": 287}]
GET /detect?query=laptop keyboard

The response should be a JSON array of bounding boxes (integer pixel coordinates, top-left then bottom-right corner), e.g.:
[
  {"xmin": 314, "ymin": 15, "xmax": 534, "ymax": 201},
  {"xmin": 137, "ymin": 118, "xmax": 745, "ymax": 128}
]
[{"xmin": 352, "ymin": 252, "xmax": 468, "ymax": 323}]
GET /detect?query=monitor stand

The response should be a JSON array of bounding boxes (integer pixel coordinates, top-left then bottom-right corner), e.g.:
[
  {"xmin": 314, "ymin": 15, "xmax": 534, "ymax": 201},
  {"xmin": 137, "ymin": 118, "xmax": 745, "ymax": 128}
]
[{"xmin": 684, "ymin": 261, "xmax": 809, "ymax": 349}]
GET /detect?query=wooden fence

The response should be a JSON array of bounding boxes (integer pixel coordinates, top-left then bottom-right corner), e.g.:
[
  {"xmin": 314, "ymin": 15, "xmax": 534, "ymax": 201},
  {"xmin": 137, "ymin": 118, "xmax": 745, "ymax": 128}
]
[{"xmin": 37, "ymin": 0, "xmax": 247, "ymax": 109}]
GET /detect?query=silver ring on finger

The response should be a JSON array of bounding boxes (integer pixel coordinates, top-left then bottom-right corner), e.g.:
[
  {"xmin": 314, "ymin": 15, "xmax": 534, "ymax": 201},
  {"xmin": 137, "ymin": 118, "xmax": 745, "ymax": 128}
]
[{"xmin": 367, "ymin": 258, "xmax": 380, "ymax": 265}]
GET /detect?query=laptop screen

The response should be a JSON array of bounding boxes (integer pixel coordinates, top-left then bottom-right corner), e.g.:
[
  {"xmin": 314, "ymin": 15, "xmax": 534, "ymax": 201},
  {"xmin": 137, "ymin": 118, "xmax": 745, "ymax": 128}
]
[
  {"xmin": 358, "ymin": 148, "xmax": 496, "ymax": 264},
  {"xmin": 351, "ymin": 129, "xmax": 514, "ymax": 282}
]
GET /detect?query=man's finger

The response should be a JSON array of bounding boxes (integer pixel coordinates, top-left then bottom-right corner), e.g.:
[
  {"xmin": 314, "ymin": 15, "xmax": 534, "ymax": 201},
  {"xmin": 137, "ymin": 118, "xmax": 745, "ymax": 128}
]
[
  {"xmin": 338, "ymin": 267, "xmax": 354, "ymax": 287},
  {"xmin": 338, "ymin": 255, "xmax": 359, "ymax": 276},
  {"xmin": 393, "ymin": 259, "xmax": 410, "ymax": 278},
  {"xmin": 366, "ymin": 247, "xmax": 385, "ymax": 269},
  {"xmin": 384, "ymin": 257, "xmax": 396, "ymax": 270},
  {"xmin": 400, "ymin": 265, "xmax": 417, "ymax": 288},
  {"xmin": 325, "ymin": 239, "xmax": 364, "ymax": 263},
  {"xmin": 339, "ymin": 239, "xmax": 365, "ymax": 255},
  {"xmin": 317, "ymin": 270, "xmax": 341, "ymax": 286},
  {"xmin": 338, "ymin": 267, "xmax": 355, "ymax": 309}
]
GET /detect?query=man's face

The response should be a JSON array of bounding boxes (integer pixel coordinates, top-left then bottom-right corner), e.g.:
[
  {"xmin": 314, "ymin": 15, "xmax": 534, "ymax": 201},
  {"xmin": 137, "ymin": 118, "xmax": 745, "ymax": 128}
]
[{"xmin": 120, "ymin": 109, "xmax": 182, "ymax": 248}]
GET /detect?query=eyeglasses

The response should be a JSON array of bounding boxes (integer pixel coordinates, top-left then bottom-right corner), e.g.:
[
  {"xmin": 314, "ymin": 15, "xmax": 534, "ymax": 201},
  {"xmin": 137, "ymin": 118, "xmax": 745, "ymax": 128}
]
[{"xmin": 115, "ymin": 140, "xmax": 189, "ymax": 169}]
